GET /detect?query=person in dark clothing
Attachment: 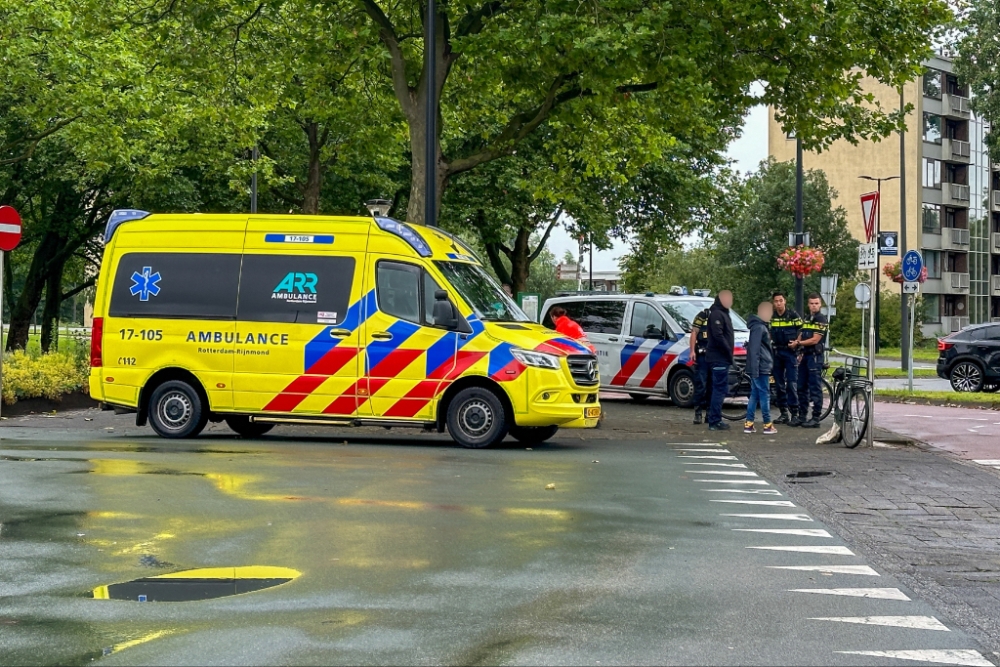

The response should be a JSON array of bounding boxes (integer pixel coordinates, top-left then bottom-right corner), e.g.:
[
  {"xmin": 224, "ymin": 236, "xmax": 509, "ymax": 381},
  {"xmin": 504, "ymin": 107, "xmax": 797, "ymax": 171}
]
[
  {"xmin": 769, "ymin": 291, "xmax": 803, "ymax": 426},
  {"xmin": 689, "ymin": 306, "xmax": 713, "ymax": 424},
  {"xmin": 705, "ymin": 290, "xmax": 735, "ymax": 430},
  {"xmin": 791, "ymin": 293, "xmax": 829, "ymax": 428},
  {"xmin": 744, "ymin": 302, "xmax": 777, "ymax": 435}
]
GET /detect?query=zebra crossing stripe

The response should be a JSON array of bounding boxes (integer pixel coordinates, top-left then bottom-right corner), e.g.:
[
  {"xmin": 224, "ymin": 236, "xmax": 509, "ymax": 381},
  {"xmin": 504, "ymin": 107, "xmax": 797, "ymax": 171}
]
[
  {"xmin": 812, "ymin": 616, "xmax": 949, "ymax": 631},
  {"xmin": 834, "ymin": 650, "xmax": 991, "ymax": 666}
]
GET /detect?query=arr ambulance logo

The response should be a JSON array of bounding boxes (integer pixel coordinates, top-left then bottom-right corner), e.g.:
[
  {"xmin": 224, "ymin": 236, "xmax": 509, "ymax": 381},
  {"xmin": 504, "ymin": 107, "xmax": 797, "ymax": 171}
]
[
  {"xmin": 129, "ymin": 267, "xmax": 161, "ymax": 301},
  {"xmin": 273, "ymin": 272, "xmax": 318, "ymax": 303}
]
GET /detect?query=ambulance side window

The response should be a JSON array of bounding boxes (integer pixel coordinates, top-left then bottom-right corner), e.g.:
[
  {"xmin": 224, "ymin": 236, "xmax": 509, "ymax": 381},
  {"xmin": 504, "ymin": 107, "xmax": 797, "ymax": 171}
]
[
  {"xmin": 422, "ymin": 271, "xmax": 446, "ymax": 324},
  {"xmin": 377, "ymin": 262, "xmax": 421, "ymax": 324},
  {"xmin": 108, "ymin": 252, "xmax": 240, "ymax": 320}
]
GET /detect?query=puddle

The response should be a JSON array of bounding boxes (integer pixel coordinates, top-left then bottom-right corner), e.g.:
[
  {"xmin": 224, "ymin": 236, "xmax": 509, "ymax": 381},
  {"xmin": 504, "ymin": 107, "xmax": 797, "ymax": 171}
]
[
  {"xmin": 93, "ymin": 566, "xmax": 300, "ymax": 602},
  {"xmin": 785, "ymin": 470, "xmax": 835, "ymax": 484}
]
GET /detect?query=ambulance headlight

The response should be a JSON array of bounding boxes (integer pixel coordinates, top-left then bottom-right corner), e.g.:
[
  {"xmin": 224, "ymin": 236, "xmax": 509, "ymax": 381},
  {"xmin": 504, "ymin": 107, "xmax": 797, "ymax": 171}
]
[{"xmin": 511, "ymin": 348, "xmax": 561, "ymax": 370}]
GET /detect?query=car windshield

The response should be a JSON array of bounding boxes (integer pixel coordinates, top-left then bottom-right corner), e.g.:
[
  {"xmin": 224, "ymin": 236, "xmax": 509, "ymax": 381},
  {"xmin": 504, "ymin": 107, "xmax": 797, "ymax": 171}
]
[
  {"xmin": 435, "ymin": 261, "xmax": 530, "ymax": 322},
  {"xmin": 658, "ymin": 299, "xmax": 749, "ymax": 332}
]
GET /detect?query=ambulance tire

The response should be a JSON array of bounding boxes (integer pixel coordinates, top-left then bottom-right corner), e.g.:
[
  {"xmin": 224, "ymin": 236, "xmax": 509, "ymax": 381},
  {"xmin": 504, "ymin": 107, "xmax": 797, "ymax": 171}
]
[
  {"xmin": 447, "ymin": 387, "xmax": 509, "ymax": 449},
  {"xmin": 224, "ymin": 416, "xmax": 275, "ymax": 438},
  {"xmin": 669, "ymin": 368, "xmax": 696, "ymax": 408},
  {"xmin": 148, "ymin": 380, "xmax": 208, "ymax": 439},
  {"xmin": 509, "ymin": 425, "xmax": 559, "ymax": 444}
]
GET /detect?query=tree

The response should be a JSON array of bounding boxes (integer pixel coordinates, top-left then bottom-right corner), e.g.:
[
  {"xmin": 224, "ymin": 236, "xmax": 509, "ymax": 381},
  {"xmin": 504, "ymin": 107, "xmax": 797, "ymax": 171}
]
[
  {"xmin": 956, "ymin": 0, "xmax": 1000, "ymax": 161},
  {"xmin": 359, "ymin": 0, "xmax": 948, "ymax": 224},
  {"xmin": 622, "ymin": 246, "xmax": 727, "ymax": 296}
]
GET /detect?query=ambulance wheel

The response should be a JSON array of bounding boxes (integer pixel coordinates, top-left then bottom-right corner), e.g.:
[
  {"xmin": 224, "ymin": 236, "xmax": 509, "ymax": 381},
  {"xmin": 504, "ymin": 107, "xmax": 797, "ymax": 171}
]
[
  {"xmin": 148, "ymin": 380, "xmax": 208, "ymax": 439},
  {"xmin": 224, "ymin": 416, "xmax": 275, "ymax": 438},
  {"xmin": 447, "ymin": 387, "xmax": 509, "ymax": 449},
  {"xmin": 509, "ymin": 425, "xmax": 559, "ymax": 444},
  {"xmin": 669, "ymin": 368, "xmax": 696, "ymax": 408}
]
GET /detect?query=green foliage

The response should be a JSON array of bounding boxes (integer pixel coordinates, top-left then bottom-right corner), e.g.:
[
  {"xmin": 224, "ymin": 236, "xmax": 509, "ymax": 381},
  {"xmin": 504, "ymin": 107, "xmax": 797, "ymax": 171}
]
[
  {"xmin": 956, "ymin": 0, "xmax": 1000, "ymax": 161},
  {"xmin": 828, "ymin": 282, "xmax": 921, "ymax": 348},
  {"xmin": 623, "ymin": 246, "xmax": 727, "ymax": 296},
  {"xmin": 2, "ymin": 348, "xmax": 89, "ymax": 405},
  {"xmin": 877, "ymin": 389, "xmax": 1000, "ymax": 408}
]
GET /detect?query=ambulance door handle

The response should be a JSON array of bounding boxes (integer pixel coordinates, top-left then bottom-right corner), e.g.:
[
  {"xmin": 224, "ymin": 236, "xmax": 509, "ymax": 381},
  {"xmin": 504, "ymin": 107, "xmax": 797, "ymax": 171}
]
[
  {"xmin": 371, "ymin": 331, "xmax": 393, "ymax": 341},
  {"xmin": 329, "ymin": 329, "xmax": 351, "ymax": 338}
]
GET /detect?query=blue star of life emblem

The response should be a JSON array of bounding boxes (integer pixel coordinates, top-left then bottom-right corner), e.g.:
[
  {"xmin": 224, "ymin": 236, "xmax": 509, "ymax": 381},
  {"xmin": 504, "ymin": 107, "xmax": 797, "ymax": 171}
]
[{"xmin": 130, "ymin": 266, "xmax": 162, "ymax": 302}]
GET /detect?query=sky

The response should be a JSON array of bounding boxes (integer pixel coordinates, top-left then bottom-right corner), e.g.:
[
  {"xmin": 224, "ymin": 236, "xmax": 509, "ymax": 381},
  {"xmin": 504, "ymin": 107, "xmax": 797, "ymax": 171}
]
[{"xmin": 546, "ymin": 104, "xmax": 771, "ymax": 272}]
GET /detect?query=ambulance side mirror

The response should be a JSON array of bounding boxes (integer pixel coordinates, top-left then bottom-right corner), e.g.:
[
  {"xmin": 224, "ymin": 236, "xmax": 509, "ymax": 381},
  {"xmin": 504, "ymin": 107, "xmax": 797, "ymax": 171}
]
[{"xmin": 433, "ymin": 289, "xmax": 462, "ymax": 331}]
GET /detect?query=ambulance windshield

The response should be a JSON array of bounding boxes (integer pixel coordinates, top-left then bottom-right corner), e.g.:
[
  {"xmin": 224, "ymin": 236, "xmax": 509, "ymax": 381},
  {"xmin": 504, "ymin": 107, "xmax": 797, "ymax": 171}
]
[{"xmin": 436, "ymin": 262, "xmax": 530, "ymax": 322}]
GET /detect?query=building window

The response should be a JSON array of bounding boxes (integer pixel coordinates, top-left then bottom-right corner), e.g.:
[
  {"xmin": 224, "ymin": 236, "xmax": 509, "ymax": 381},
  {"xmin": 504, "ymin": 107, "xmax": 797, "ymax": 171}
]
[
  {"xmin": 922, "ymin": 204, "xmax": 941, "ymax": 234},
  {"xmin": 923, "ymin": 158, "xmax": 942, "ymax": 189},
  {"xmin": 923, "ymin": 294, "xmax": 941, "ymax": 323},
  {"xmin": 923, "ymin": 70, "xmax": 942, "ymax": 99},
  {"xmin": 924, "ymin": 250, "xmax": 942, "ymax": 279},
  {"xmin": 923, "ymin": 113, "xmax": 942, "ymax": 144}
]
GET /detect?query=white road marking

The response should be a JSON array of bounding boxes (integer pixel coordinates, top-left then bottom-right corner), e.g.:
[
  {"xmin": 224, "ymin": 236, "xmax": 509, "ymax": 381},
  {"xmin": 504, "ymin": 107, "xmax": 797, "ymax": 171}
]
[
  {"xmin": 672, "ymin": 449, "xmax": 733, "ymax": 453},
  {"xmin": 709, "ymin": 489, "xmax": 783, "ymax": 495},
  {"xmin": 769, "ymin": 565, "xmax": 879, "ymax": 576},
  {"xmin": 790, "ymin": 588, "xmax": 910, "ymax": 600},
  {"xmin": 812, "ymin": 616, "xmax": 949, "ymax": 631},
  {"xmin": 684, "ymin": 462, "xmax": 749, "ymax": 468},
  {"xmin": 904, "ymin": 415, "xmax": 936, "ymax": 418},
  {"xmin": 689, "ymin": 470, "xmax": 759, "ymax": 476},
  {"xmin": 670, "ymin": 442, "xmax": 725, "ymax": 446},
  {"xmin": 956, "ymin": 418, "xmax": 988, "ymax": 421},
  {"xmin": 748, "ymin": 545, "xmax": 854, "ymax": 555},
  {"xmin": 735, "ymin": 528, "xmax": 831, "ymax": 537},
  {"xmin": 722, "ymin": 513, "xmax": 813, "ymax": 521},
  {"xmin": 694, "ymin": 479, "xmax": 770, "ymax": 485},
  {"xmin": 834, "ymin": 650, "xmax": 992, "ymax": 666},
  {"xmin": 677, "ymin": 455, "xmax": 739, "ymax": 460},
  {"xmin": 711, "ymin": 499, "xmax": 796, "ymax": 507},
  {"xmin": 972, "ymin": 459, "xmax": 1000, "ymax": 466}
]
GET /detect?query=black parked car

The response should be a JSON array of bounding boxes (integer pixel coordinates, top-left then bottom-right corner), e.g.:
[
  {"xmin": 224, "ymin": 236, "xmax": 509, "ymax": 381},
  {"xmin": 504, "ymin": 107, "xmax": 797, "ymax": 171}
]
[{"xmin": 937, "ymin": 323, "xmax": 1000, "ymax": 392}]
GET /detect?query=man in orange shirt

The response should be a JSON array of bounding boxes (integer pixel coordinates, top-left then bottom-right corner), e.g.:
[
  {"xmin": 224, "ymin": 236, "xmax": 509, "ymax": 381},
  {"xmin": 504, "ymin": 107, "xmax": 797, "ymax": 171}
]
[{"xmin": 550, "ymin": 306, "xmax": 597, "ymax": 354}]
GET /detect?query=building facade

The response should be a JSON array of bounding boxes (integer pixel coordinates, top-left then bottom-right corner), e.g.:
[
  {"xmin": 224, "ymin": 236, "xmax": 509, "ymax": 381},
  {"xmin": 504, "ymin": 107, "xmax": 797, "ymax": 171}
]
[{"xmin": 769, "ymin": 55, "xmax": 1000, "ymax": 338}]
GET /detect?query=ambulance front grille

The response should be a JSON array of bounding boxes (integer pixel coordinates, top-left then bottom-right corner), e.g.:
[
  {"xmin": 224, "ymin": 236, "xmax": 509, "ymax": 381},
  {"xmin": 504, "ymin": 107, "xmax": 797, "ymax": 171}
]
[{"xmin": 567, "ymin": 355, "xmax": 599, "ymax": 387}]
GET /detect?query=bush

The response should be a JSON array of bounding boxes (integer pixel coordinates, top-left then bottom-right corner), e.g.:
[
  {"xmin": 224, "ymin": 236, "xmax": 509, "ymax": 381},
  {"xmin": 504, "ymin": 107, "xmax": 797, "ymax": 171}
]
[{"xmin": 2, "ymin": 348, "xmax": 90, "ymax": 405}]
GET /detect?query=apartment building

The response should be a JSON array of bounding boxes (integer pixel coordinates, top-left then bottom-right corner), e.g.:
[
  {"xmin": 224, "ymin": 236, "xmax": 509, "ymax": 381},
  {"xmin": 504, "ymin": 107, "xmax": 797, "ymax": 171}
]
[{"xmin": 769, "ymin": 55, "xmax": 1000, "ymax": 338}]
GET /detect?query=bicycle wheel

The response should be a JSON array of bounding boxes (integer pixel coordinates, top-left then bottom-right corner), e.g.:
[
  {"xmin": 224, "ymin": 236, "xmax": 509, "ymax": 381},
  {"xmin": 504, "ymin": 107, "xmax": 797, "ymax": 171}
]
[
  {"xmin": 721, "ymin": 373, "xmax": 752, "ymax": 421},
  {"xmin": 818, "ymin": 378, "xmax": 835, "ymax": 422},
  {"xmin": 841, "ymin": 386, "xmax": 869, "ymax": 449}
]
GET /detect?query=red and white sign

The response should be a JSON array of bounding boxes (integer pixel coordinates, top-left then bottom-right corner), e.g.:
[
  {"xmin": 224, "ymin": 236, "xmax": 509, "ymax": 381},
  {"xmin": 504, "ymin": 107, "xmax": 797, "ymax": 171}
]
[
  {"xmin": 0, "ymin": 205, "xmax": 22, "ymax": 252},
  {"xmin": 860, "ymin": 191, "xmax": 879, "ymax": 243}
]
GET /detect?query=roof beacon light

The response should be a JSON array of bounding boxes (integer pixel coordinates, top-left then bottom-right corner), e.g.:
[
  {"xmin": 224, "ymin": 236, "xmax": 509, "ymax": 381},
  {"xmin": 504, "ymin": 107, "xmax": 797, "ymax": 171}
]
[
  {"xmin": 365, "ymin": 199, "xmax": 393, "ymax": 217},
  {"xmin": 374, "ymin": 217, "xmax": 433, "ymax": 257},
  {"xmin": 105, "ymin": 209, "xmax": 151, "ymax": 243}
]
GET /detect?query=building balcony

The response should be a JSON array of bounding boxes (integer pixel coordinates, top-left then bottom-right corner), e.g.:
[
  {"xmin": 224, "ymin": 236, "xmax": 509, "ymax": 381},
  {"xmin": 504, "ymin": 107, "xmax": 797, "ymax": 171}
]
[
  {"xmin": 943, "ymin": 183, "xmax": 970, "ymax": 208},
  {"xmin": 992, "ymin": 232, "xmax": 1000, "ymax": 254},
  {"xmin": 942, "ymin": 137, "xmax": 971, "ymax": 163},
  {"xmin": 993, "ymin": 275, "xmax": 1000, "ymax": 297},
  {"xmin": 941, "ymin": 227, "xmax": 970, "ymax": 251},
  {"xmin": 993, "ymin": 190, "xmax": 1000, "ymax": 212},
  {"xmin": 942, "ymin": 316, "xmax": 970, "ymax": 333},
  {"xmin": 942, "ymin": 93, "xmax": 971, "ymax": 119},
  {"xmin": 943, "ymin": 271, "xmax": 970, "ymax": 295}
]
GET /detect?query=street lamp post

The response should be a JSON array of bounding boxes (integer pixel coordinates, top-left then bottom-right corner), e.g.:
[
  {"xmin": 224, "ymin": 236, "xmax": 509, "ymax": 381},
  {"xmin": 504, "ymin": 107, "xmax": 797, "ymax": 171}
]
[
  {"xmin": 859, "ymin": 173, "xmax": 899, "ymax": 448},
  {"xmin": 795, "ymin": 138, "xmax": 804, "ymax": 314},
  {"xmin": 424, "ymin": 0, "xmax": 437, "ymax": 227}
]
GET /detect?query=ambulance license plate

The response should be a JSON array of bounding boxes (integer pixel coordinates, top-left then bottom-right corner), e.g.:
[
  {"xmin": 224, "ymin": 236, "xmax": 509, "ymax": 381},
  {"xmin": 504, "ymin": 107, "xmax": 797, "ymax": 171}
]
[{"xmin": 585, "ymin": 407, "xmax": 601, "ymax": 419}]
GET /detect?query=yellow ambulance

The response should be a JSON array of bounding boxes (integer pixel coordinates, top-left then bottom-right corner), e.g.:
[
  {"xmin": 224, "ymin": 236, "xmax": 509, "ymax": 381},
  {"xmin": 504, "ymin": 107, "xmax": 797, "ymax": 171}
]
[{"xmin": 89, "ymin": 210, "xmax": 600, "ymax": 447}]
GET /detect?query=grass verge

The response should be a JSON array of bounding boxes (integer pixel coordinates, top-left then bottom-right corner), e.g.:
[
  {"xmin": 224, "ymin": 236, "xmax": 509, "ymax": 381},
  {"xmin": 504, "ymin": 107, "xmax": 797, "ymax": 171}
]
[
  {"xmin": 877, "ymin": 388, "xmax": 1000, "ymax": 409},
  {"xmin": 835, "ymin": 346, "xmax": 940, "ymax": 363}
]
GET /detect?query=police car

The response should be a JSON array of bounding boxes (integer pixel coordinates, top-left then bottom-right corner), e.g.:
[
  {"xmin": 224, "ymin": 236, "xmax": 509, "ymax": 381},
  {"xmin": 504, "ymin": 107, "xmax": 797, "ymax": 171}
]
[{"xmin": 540, "ymin": 293, "xmax": 749, "ymax": 407}]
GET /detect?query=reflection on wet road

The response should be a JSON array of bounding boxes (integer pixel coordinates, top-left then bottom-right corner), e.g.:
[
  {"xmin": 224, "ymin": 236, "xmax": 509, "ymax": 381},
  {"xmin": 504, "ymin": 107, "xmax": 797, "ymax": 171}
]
[{"xmin": 0, "ymin": 427, "xmax": 991, "ymax": 666}]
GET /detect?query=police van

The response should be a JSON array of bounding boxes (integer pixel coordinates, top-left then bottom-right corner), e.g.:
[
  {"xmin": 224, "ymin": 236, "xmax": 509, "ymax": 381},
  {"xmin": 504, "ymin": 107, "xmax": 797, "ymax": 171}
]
[
  {"xmin": 540, "ymin": 293, "xmax": 749, "ymax": 406},
  {"xmin": 89, "ymin": 211, "xmax": 600, "ymax": 448}
]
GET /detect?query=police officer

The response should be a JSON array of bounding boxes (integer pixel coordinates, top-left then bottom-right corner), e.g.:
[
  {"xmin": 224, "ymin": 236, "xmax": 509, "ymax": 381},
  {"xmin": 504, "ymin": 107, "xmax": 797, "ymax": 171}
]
[
  {"xmin": 769, "ymin": 291, "xmax": 802, "ymax": 426},
  {"xmin": 790, "ymin": 293, "xmax": 829, "ymax": 429},
  {"xmin": 689, "ymin": 305, "xmax": 712, "ymax": 424}
]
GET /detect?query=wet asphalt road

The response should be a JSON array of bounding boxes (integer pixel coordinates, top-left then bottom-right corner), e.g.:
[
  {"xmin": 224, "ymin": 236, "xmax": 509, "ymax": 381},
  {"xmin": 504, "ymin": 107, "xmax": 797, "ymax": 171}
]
[{"xmin": 0, "ymin": 411, "xmax": 994, "ymax": 666}]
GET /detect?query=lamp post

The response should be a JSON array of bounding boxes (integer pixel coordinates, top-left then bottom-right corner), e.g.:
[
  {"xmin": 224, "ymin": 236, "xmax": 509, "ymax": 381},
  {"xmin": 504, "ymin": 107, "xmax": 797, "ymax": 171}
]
[
  {"xmin": 795, "ymin": 138, "xmax": 804, "ymax": 314},
  {"xmin": 859, "ymin": 174, "xmax": 900, "ymax": 353},
  {"xmin": 424, "ymin": 0, "xmax": 437, "ymax": 227}
]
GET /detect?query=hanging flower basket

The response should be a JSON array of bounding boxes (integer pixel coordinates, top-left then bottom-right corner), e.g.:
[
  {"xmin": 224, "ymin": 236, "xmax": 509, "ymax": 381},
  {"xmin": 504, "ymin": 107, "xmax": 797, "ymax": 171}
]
[
  {"xmin": 883, "ymin": 260, "xmax": 928, "ymax": 284},
  {"xmin": 777, "ymin": 246, "xmax": 825, "ymax": 279}
]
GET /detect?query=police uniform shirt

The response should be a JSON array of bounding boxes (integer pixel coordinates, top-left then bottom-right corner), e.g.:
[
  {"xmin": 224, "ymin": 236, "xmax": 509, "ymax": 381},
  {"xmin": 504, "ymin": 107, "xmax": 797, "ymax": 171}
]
[
  {"xmin": 769, "ymin": 308, "xmax": 802, "ymax": 348},
  {"xmin": 800, "ymin": 312, "xmax": 829, "ymax": 355},
  {"xmin": 692, "ymin": 308, "xmax": 710, "ymax": 354}
]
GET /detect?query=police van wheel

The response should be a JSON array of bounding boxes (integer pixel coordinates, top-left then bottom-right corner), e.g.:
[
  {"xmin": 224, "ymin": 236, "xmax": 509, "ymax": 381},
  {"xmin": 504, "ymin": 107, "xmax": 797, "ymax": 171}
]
[
  {"xmin": 148, "ymin": 380, "xmax": 208, "ymax": 439},
  {"xmin": 224, "ymin": 416, "xmax": 275, "ymax": 438},
  {"xmin": 509, "ymin": 425, "xmax": 559, "ymax": 444},
  {"xmin": 669, "ymin": 369, "xmax": 696, "ymax": 408},
  {"xmin": 447, "ymin": 387, "xmax": 509, "ymax": 449}
]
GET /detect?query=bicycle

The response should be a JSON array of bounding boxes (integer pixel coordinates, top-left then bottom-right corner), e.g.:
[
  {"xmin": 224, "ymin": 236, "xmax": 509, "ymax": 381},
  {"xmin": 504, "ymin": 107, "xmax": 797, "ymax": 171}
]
[
  {"xmin": 721, "ymin": 364, "xmax": 834, "ymax": 422},
  {"xmin": 823, "ymin": 349, "xmax": 872, "ymax": 448}
]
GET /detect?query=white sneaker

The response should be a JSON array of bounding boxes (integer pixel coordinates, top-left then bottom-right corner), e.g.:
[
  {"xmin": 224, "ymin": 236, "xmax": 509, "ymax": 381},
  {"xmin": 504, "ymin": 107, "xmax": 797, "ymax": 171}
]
[{"xmin": 815, "ymin": 424, "xmax": 842, "ymax": 445}]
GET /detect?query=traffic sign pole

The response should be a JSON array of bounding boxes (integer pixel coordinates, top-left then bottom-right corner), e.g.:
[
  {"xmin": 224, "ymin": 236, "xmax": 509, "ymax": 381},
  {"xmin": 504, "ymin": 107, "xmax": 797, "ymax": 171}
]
[{"xmin": 900, "ymin": 249, "xmax": 923, "ymax": 394}]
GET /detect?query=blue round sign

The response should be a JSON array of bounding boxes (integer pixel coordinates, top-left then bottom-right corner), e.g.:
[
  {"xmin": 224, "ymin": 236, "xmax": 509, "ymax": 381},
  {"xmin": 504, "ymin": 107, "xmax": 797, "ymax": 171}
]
[{"xmin": 902, "ymin": 250, "xmax": 923, "ymax": 282}]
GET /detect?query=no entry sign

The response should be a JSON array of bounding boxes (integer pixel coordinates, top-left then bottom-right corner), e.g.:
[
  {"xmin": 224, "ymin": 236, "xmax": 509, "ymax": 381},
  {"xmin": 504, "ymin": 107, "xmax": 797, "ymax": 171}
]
[{"xmin": 0, "ymin": 205, "xmax": 22, "ymax": 251}]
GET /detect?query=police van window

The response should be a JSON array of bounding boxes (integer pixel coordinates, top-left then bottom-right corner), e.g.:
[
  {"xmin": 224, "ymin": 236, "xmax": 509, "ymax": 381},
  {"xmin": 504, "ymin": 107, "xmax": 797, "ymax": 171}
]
[
  {"xmin": 630, "ymin": 302, "xmax": 667, "ymax": 339},
  {"xmin": 108, "ymin": 252, "xmax": 241, "ymax": 320},
  {"xmin": 237, "ymin": 255, "xmax": 355, "ymax": 324},
  {"xmin": 377, "ymin": 262, "xmax": 421, "ymax": 323},
  {"xmin": 542, "ymin": 301, "xmax": 584, "ymax": 329},
  {"xmin": 580, "ymin": 300, "xmax": 626, "ymax": 334}
]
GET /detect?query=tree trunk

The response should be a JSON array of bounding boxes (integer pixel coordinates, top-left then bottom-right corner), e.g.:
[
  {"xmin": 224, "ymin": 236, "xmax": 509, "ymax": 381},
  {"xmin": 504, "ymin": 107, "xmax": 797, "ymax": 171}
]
[
  {"xmin": 508, "ymin": 227, "xmax": 532, "ymax": 296},
  {"xmin": 40, "ymin": 260, "xmax": 64, "ymax": 353},
  {"xmin": 405, "ymin": 114, "xmax": 445, "ymax": 225},
  {"xmin": 7, "ymin": 233, "xmax": 62, "ymax": 351},
  {"xmin": 301, "ymin": 122, "xmax": 325, "ymax": 215}
]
